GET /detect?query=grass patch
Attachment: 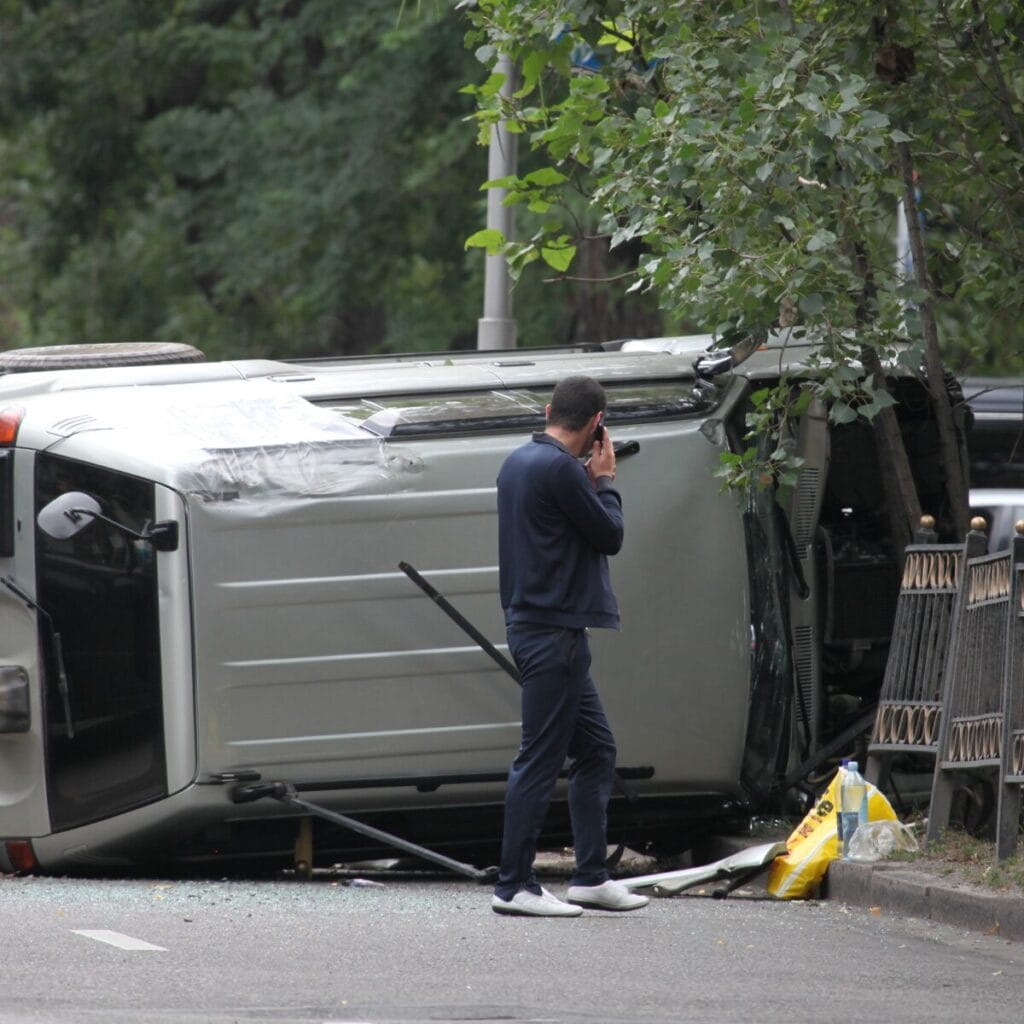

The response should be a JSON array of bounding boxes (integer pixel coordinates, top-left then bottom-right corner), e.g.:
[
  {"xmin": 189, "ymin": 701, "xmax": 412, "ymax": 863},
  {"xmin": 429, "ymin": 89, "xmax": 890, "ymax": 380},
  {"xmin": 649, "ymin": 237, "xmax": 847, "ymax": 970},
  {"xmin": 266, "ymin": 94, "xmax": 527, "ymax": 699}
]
[{"xmin": 894, "ymin": 817, "xmax": 1024, "ymax": 894}]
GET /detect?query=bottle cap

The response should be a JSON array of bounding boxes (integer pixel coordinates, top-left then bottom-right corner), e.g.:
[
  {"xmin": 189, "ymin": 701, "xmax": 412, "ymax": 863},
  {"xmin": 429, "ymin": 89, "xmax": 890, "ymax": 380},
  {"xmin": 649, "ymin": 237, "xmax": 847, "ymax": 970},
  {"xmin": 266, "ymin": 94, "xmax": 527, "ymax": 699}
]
[{"xmin": 847, "ymin": 761, "xmax": 858, "ymax": 772}]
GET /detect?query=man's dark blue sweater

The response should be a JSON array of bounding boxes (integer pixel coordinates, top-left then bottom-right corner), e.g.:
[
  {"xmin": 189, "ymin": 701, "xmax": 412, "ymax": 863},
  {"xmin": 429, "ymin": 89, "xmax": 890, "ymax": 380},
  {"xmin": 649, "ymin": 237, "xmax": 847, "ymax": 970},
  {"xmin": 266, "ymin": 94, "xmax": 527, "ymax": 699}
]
[{"xmin": 497, "ymin": 432, "xmax": 623, "ymax": 630}]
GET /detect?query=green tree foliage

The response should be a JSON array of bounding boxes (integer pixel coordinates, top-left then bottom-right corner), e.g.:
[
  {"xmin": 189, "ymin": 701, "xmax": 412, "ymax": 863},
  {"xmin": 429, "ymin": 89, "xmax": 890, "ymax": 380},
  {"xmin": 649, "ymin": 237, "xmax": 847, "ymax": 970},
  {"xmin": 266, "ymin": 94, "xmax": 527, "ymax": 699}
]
[
  {"xmin": 0, "ymin": 0, "xmax": 503, "ymax": 357},
  {"xmin": 464, "ymin": 0, "xmax": 1024, "ymax": 524}
]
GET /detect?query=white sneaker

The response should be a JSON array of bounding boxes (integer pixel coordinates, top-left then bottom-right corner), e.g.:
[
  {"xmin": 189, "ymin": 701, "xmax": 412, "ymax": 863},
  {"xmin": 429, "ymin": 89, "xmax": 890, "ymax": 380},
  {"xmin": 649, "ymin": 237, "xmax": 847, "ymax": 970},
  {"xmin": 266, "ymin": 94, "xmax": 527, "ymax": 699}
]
[
  {"xmin": 491, "ymin": 887, "xmax": 583, "ymax": 917},
  {"xmin": 566, "ymin": 880, "xmax": 650, "ymax": 911}
]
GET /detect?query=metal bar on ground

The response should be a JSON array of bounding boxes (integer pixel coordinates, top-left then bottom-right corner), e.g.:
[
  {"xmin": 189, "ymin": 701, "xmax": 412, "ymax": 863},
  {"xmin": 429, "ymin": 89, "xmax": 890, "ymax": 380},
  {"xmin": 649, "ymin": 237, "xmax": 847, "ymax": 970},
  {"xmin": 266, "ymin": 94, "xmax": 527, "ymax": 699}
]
[{"xmin": 232, "ymin": 781, "xmax": 498, "ymax": 883}]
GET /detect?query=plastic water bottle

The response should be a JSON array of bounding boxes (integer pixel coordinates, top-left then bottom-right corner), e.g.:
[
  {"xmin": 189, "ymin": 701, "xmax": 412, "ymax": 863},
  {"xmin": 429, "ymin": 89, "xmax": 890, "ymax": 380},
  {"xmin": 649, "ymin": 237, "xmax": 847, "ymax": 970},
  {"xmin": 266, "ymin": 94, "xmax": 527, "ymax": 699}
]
[
  {"xmin": 835, "ymin": 758, "xmax": 849, "ymax": 851},
  {"xmin": 839, "ymin": 760, "xmax": 868, "ymax": 860}
]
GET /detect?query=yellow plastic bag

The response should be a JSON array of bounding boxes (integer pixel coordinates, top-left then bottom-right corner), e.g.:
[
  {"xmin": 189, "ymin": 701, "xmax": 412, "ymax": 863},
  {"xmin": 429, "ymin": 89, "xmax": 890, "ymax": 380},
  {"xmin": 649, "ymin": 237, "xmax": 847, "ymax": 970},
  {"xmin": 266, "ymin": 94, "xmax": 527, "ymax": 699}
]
[{"xmin": 766, "ymin": 768, "xmax": 898, "ymax": 900}]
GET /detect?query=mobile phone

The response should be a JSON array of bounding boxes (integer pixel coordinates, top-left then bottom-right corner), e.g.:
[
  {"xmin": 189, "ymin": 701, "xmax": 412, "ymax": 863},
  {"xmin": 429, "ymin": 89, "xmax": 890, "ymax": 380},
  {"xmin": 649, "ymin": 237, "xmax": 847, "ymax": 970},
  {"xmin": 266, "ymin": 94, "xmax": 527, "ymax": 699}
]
[{"xmin": 593, "ymin": 413, "xmax": 606, "ymax": 445}]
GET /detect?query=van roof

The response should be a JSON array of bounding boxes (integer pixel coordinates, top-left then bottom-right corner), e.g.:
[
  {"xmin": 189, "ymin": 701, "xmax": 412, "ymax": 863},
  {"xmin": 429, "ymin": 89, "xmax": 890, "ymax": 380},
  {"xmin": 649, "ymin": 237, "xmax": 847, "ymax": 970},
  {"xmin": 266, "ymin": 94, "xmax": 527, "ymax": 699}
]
[
  {"xmin": 0, "ymin": 346, "xmax": 701, "ymax": 403},
  {"xmin": 0, "ymin": 326, "xmax": 919, "ymax": 405}
]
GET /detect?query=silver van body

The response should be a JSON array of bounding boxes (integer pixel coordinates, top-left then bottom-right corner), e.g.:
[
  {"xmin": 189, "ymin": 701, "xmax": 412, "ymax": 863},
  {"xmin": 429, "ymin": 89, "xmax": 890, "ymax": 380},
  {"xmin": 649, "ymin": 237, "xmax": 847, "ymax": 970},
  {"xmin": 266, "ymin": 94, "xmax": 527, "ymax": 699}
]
[
  {"xmin": 0, "ymin": 340, "xmax": 764, "ymax": 873},
  {"xmin": 0, "ymin": 335, "xmax": 963, "ymax": 873}
]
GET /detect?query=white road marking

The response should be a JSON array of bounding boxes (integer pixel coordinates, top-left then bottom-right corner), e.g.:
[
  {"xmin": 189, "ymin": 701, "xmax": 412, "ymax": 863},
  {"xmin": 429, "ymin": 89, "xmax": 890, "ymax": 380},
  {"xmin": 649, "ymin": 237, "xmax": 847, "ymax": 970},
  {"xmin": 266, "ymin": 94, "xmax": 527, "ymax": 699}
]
[{"xmin": 71, "ymin": 929, "xmax": 167, "ymax": 951}]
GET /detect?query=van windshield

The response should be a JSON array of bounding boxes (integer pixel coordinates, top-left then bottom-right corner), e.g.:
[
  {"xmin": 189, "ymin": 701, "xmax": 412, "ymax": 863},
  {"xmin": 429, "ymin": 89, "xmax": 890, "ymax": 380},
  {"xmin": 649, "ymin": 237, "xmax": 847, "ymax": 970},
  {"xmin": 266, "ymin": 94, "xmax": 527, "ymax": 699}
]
[
  {"xmin": 317, "ymin": 380, "xmax": 714, "ymax": 438},
  {"xmin": 35, "ymin": 454, "xmax": 167, "ymax": 831}
]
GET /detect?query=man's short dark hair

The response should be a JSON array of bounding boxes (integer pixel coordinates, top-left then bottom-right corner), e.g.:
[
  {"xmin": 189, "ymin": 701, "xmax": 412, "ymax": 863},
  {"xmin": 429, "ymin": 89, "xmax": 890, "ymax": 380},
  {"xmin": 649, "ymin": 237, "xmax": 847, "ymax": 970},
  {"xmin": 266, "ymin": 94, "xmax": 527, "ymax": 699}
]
[{"xmin": 548, "ymin": 375, "xmax": 607, "ymax": 431}]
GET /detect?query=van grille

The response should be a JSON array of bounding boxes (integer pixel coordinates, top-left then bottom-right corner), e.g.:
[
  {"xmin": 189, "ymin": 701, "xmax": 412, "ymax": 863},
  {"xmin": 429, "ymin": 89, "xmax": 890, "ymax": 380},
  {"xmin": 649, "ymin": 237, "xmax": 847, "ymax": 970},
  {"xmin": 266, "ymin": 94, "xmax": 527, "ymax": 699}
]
[
  {"xmin": 792, "ymin": 468, "xmax": 820, "ymax": 550},
  {"xmin": 793, "ymin": 623, "xmax": 819, "ymax": 745}
]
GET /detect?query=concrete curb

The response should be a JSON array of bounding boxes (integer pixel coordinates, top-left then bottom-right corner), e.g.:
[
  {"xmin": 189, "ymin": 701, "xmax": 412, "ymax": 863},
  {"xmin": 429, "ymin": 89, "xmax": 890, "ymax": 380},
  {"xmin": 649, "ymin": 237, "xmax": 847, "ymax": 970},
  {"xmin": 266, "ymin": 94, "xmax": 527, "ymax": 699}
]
[{"xmin": 822, "ymin": 859, "xmax": 1024, "ymax": 943}]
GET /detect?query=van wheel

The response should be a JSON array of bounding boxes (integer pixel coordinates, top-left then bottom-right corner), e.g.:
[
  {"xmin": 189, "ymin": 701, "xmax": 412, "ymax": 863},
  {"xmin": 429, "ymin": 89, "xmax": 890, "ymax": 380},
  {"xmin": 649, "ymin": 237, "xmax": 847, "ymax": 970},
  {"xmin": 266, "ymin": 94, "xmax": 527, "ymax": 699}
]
[{"xmin": 0, "ymin": 342, "xmax": 205, "ymax": 372}]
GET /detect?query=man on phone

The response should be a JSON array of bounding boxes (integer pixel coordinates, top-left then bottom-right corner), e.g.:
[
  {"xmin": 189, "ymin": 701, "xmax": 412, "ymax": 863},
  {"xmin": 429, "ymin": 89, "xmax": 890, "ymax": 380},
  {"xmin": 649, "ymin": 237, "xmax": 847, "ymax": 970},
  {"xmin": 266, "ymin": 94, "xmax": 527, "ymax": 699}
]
[{"xmin": 491, "ymin": 375, "xmax": 649, "ymax": 917}]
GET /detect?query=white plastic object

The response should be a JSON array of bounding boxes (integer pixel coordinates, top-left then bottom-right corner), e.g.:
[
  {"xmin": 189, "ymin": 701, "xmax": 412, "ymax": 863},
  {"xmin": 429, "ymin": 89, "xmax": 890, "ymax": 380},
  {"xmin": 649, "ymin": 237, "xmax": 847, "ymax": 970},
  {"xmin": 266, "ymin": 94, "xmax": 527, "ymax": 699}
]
[{"xmin": 846, "ymin": 820, "xmax": 920, "ymax": 862}]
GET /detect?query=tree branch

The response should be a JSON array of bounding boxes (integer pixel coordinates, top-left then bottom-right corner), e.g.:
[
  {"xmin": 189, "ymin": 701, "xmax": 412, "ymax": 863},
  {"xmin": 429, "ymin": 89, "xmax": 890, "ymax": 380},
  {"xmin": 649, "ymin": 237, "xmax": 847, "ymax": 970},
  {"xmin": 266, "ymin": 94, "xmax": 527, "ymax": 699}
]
[
  {"xmin": 970, "ymin": 0, "xmax": 1024, "ymax": 152},
  {"xmin": 542, "ymin": 269, "xmax": 639, "ymax": 284}
]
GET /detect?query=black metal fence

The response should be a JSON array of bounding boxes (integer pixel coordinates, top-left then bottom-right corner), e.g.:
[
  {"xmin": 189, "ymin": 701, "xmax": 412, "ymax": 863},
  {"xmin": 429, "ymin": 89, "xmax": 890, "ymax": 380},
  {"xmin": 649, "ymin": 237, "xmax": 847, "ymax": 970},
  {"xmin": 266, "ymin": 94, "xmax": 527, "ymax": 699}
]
[
  {"xmin": 924, "ymin": 527, "xmax": 1024, "ymax": 859},
  {"xmin": 866, "ymin": 542, "xmax": 965, "ymax": 758},
  {"xmin": 866, "ymin": 518, "xmax": 1024, "ymax": 859}
]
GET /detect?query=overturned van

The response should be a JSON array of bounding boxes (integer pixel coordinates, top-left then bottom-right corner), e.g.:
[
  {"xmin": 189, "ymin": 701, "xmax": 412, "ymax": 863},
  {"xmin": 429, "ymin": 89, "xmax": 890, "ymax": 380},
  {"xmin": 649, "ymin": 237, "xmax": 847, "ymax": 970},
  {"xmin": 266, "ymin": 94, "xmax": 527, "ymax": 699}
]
[{"xmin": 0, "ymin": 336, "xmax": 963, "ymax": 874}]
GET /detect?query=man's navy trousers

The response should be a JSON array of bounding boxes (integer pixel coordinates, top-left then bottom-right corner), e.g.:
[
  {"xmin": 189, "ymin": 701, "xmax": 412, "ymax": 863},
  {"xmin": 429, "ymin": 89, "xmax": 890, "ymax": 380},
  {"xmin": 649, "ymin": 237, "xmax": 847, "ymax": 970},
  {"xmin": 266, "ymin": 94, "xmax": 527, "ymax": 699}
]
[{"xmin": 493, "ymin": 622, "xmax": 617, "ymax": 902}]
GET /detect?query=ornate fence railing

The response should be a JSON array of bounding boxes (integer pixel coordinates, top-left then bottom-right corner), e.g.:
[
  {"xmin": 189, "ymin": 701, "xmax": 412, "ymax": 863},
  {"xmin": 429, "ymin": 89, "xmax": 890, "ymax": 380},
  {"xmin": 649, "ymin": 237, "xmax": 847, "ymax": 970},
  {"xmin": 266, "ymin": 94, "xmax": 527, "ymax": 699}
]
[
  {"xmin": 925, "ymin": 524, "xmax": 1024, "ymax": 859},
  {"xmin": 865, "ymin": 520, "xmax": 984, "ymax": 790},
  {"xmin": 864, "ymin": 516, "xmax": 1024, "ymax": 859}
]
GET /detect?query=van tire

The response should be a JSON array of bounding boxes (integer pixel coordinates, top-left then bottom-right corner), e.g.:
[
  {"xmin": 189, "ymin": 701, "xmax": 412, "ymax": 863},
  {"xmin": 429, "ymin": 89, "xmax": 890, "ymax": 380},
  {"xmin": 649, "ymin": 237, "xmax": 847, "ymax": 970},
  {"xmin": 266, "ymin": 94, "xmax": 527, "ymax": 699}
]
[{"xmin": 0, "ymin": 342, "xmax": 206, "ymax": 372}]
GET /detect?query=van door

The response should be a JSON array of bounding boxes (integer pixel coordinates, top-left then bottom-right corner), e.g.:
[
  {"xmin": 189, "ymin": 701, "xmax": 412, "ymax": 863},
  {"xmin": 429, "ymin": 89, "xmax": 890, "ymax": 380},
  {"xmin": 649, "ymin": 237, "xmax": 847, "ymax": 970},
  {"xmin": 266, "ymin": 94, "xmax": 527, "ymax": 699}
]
[
  {"xmin": 189, "ymin": 376, "xmax": 750, "ymax": 804},
  {"xmin": 0, "ymin": 449, "xmax": 50, "ymax": 838}
]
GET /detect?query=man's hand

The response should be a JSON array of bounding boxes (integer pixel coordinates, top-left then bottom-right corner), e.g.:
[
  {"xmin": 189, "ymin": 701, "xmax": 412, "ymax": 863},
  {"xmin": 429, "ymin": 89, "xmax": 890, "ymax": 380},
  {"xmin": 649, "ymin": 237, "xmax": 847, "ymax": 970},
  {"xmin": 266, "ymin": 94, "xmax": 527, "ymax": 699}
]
[{"xmin": 587, "ymin": 428, "xmax": 616, "ymax": 485}]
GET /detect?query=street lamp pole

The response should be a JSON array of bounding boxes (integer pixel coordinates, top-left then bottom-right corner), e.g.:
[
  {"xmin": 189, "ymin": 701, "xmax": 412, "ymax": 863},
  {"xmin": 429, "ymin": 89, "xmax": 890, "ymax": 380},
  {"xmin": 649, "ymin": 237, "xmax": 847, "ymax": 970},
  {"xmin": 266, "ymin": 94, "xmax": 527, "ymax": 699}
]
[{"xmin": 477, "ymin": 52, "xmax": 517, "ymax": 351}]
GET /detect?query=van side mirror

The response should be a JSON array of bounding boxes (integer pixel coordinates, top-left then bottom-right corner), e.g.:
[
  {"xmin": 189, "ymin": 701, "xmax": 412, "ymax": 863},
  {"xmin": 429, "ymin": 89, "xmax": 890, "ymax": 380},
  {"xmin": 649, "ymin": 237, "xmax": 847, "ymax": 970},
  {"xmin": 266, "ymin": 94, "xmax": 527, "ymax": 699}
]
[
  {"xmin": 37, "ymin": 491, "xmax": 179, "ymax": 552},
  {"xmin": 694, "ymin": 351, "xmax": 733, "ymax": 379}
]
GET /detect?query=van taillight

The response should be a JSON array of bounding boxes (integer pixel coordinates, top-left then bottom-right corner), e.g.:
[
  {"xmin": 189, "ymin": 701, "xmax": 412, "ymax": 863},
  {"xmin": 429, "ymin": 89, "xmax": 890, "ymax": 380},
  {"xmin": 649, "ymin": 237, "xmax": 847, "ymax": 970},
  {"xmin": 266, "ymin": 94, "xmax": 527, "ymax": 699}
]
[
  {"xmin": 5, "ymin": 839, "xmax": 37, "ymax": 872},
  {"xmin": 0, "ymin": 408, "xmax": 23, "ymax": 446}
]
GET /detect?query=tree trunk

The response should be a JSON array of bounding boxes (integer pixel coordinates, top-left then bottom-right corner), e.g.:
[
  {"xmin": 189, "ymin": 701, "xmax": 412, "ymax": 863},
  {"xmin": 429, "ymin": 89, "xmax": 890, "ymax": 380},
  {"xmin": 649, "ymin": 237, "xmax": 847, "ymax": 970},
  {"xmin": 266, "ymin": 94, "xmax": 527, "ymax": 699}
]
[
  {"xmin": 847, "ymin": 236, "xmax": 921, "ymax": 560},
  {"xmin": 896, "ymin": 140, "xmax": 970, "ymax": 540}
]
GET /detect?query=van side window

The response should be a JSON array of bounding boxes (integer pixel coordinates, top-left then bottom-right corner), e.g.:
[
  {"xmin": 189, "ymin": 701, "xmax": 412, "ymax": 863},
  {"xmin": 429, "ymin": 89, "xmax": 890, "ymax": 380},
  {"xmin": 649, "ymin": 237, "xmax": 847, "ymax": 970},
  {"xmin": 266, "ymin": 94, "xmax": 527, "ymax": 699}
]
[{"xmin": 317, "ymin": 381, "xmax": 714, "ymax": 438}]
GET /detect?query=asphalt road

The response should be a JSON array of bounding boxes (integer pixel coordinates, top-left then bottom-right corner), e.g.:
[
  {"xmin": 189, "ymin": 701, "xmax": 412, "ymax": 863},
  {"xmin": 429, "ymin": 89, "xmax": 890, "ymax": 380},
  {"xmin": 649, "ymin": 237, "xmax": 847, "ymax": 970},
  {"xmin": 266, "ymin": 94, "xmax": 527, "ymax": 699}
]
[{"xmin": 1, "ymin": 871, "xmax": 1022, "ymax": 1024}]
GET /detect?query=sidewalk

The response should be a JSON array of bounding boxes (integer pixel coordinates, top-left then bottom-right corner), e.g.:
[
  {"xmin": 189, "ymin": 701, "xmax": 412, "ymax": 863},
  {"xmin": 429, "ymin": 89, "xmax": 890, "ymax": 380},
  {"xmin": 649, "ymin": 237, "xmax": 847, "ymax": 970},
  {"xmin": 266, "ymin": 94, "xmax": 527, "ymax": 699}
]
[
  {"xmin": 822, "ymin": 856, "xmax": 1024, "ymax": 943},
  {"xmin": 702, "ymin": 829, "xmax": 1024, "ymax": 943}
]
